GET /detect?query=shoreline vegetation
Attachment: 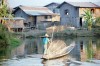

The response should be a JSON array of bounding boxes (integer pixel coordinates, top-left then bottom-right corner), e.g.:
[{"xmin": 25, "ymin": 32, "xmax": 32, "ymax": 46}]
[
  {"xmin": 53, "ymin": 28, "xmax": 100, "ymax": 38},
  {"xmin": 0, "ymin": 0, "xmax": 21, "ymax": 48},
  {"xmin": 16, "ymin": 26, "xmax": 100, "ymax": 39},
  {"xmin": 0, "ymin": 24, "xmax": 21, "ymax": 48},
  {"xmin": 1, "ymin": 24, "xmax": 99, "ymax": 48},
  {"xmin": 0, "ymin": 24, "xmax": 100, "ymax": 49}
]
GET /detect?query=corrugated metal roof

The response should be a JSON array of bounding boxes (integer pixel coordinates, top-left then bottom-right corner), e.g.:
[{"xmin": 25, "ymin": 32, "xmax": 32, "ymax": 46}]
[
  {"xmin": 19, "ymin": 6, "xmax": 56, "ymax": 16},
  {"xmin": 58, "ymin": 2, "xmax": 100, "ymax": 8},
  {"xmin": 93, "ymin": 2, "xmax": 100, "ymax": 6},
  {"xmin": 23, "ymin": 10, "xmax": 54, "ymax": 16},
  {"xmin": 68, "ymin": 2, "xmax": 99, "ymax": 8},
  {"xmin": 20, "ymin": 6, "xmax": 49, "ymax": 10}
]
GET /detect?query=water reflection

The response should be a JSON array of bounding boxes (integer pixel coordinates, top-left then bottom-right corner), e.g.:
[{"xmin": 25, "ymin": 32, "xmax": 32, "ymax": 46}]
[
  {"xmin": 78, "ymin": 37, "xmax": 100, "ymax": 61},
  {"xmin": 0, "ymin": 37, "xmax": 100, "ymax": 66},
  {"xmin": 43, "ymin": 59, "xmax": 65, "ymax": 66},
  {"xmin": 10, "ymin": 38, "xmax": 44, "ymax": 59},
  {"xmin": 42, "ymin": 55, "xmax": 71, "ymax": 66},
  {"xmin": 0, "ymin": 47, "xmax": 11, "ymax": 61}
]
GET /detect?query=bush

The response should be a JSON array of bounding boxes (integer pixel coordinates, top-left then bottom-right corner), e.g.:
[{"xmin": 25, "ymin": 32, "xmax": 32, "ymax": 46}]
[
  {"xmin": 0, "ymin": 24, "xmax": 21, "ymax": 47},
  {"xmin": 0, "ymin": 24, "xmax": 9, "ymax": 46},
  {"xmin": 93, "ymin": 17, "xmax": 100, "ymax": 28},
  {"xmin": 10, "ymin": 38, "xmax": 21, "ymax": 48}
]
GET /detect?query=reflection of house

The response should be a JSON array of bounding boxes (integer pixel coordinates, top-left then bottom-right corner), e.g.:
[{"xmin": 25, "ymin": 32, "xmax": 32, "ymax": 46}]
[
  {"xmin": 11, "ymin": 43, "xmax": 25, "ymax": 57},
  {"xmin": 13, "ymin": 5, "xmax": 60, "ymax": 29},
  {"xmin": 0, "ymin": 17, "xmax": 25, "ymax": 32},
  {"xmin": 58, "ymin": 2, "xmax": 100, "ymax": 27},
  {"xmin": 44, "ymin": 2, "xmax": 60, "ymax": 14}
]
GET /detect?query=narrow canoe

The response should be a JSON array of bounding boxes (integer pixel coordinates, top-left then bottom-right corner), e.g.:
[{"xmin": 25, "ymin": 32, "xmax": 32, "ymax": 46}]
[{"xmin": 42, "ymin": 44, "xmax": 75, "ymax": 60}]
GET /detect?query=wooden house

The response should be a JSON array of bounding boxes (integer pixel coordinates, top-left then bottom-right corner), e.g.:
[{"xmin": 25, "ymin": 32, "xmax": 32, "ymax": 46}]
[
  {"xmin": 44, "ymin": 2, "xmax": 60, "ymax": 14},
  {"xmin": 58, "ymin": 2, "xmax": 100, "ymax": 27},
  {"xmin": 13, "ymin": 5, "xmax": 60, "ymax": 29},
  {"xmin": 1, "ymin": 17, "xmax": 25, "ymax": 32}
]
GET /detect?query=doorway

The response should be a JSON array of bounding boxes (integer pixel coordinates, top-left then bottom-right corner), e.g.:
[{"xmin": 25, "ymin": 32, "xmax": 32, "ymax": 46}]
[
  {"xmin": 80, "ymin": 17, "xmax": 82, "ymax": 27},
  {"xmin": 34, "ymin": 16, "xmax": 37, "ymax": 26}
]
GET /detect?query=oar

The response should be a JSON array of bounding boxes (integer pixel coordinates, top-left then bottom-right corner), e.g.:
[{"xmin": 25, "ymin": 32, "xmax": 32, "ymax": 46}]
[
  {"xmin": 51, "ymin": 24, "xmax": 55, "ymax": 42},
  {"xmin": 47, "ymin": 24, "xmax": 55, "ymax": 53}
]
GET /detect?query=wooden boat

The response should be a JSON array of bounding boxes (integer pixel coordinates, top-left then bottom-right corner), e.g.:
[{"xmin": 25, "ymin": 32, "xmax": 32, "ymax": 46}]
[{"xmin": 42, "ymin": 40, "xmax": 75, "ymax": 60}]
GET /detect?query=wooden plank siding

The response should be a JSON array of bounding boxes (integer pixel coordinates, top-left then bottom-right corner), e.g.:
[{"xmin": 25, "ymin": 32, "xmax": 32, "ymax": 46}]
[
  {"xmin": 58, "ymin": 2, "xmax": 100, "ymax": 27},
  {"xmin": 13, "ymin": 6, "xmax": 60, "ymax": 29},
  {"xmin": 59, "ymin": 2, "xmax": 79, "ymax": 27}
]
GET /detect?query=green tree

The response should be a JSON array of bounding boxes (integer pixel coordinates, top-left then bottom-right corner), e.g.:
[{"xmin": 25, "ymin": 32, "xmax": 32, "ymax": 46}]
[
  {"xmin": 0, "ymin": 0, "xmax": 13, "ymax": 18},
  {"xmin": 0, "ymin": 5, "xmax": 8, "ymax": 17},
  {"xmin": 0, "ymin": 0, "xmax": 13, "ymax": 30},
  {"xmin": 0, "ymin": 0, "xmax": 17, "ymax": 47},
  {"xmin": 82, "ymin": 9, "xmax": 93, "ymax": 30},
  {"xmin": 95, "ymin": 17, "xmax": 100, "ymax": 27}
]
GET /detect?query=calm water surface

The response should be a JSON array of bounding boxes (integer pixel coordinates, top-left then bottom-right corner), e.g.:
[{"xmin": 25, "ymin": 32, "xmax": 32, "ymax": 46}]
[{"xmin": 0, "ymin": 37, "xmax": 100, "ymax": 66}]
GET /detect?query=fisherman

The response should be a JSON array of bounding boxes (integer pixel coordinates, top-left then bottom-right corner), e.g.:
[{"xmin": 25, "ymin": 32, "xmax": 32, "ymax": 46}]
[{"xmin": 43, "ymin": 33, "xmax": 50, "ymax": 55}]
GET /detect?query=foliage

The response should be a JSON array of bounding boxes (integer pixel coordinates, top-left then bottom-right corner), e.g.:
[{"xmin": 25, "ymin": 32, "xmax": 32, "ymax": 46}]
[
  {"xmin": 10, "ymin": 37, "xmax": 21, "ymax": 48},
  {"xmin": 0, "ymin": 0, "xmax": 20, "ymax": 47},
  {"xmin": 0, "ymin": 0, "xmax": 14, "ymax": 22},
  {"xmin": 82, "ymin": 9, "xmax": 94, "ymax": 30},
  {"xmin": 0, "ymin": 24, "xmax": 10, "ymax": 47},
  {"xmin": 0, "ymin": 5, "xmax": 9, "ymax": 17},
  {"xmin": 0, "ymin": 0, "xmax": 11, "ymax": 18},
  {"xmin": 93, "ymin": 17, "xmax": 100, "ymax": 27},
  {"xmin": 92, "ymin": 17, "xmax": 100, "ymax": 35},
  {"xmin": 0, "ymin": 24, "xmax": 21, "ymax": 48}
]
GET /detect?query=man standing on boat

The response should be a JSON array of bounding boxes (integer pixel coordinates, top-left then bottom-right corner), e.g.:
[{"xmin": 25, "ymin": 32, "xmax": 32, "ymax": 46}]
[{"xmin": 43, "ymin": 34, "xmax": 50, "ymax": 55}]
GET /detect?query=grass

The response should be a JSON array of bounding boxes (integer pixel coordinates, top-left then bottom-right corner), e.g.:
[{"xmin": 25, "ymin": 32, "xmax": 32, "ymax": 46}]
[
  {"xmin": 10, "ymin": 37, "xmax": 21, "ymax": 48},
  {"xmin": 53, "ymin": 29, "xmax": 93, "ymax": 38}
]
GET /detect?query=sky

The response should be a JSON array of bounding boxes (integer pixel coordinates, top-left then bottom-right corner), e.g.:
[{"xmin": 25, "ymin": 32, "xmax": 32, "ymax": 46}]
[{"xmin": 8, "ymin": 0, "xmax": 100, "ymax": 8}]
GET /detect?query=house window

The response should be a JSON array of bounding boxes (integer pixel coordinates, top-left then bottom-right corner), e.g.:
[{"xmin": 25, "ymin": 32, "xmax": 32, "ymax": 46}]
[
  {"xmin": 50, "ymin": 16, "xmax": 52, "ymax": 18},
  {"xmin": 91, "ymin": 9, "xmax": 94, "ymax": 14},
  {"xmin": 24, "ymin": 23, "xmax": 28, "ymax": 27},
  {"xmin": 64, "ymin": 9, "xmax": 69, "ymax": 15},
  {"xmin": 44, "ymin": 16, "xmax": 48, "ymax": 19}
]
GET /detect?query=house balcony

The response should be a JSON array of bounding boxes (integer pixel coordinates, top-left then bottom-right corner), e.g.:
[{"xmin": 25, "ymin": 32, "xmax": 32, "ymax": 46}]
[{"xmin": 41, "ymin": 19, "xmax": 52, "ymax": 22}]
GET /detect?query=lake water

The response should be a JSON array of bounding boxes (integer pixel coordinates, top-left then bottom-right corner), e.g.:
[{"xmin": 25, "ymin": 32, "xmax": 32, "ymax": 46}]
[{"xmin": 0, "ymin": 37, "xmax": 100, "ymax": 66}]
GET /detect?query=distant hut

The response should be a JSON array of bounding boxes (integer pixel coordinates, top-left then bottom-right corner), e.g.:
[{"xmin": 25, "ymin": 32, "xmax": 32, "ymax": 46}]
[{"xmin": 1, "ymin": 17, "xmax": 25, "ymax": 32}]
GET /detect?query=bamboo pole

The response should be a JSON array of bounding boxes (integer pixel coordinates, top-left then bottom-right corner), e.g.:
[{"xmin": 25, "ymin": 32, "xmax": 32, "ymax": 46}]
[{"xmin": 51, "ymin": 24, "xmax": 55, "ymax": 42}]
